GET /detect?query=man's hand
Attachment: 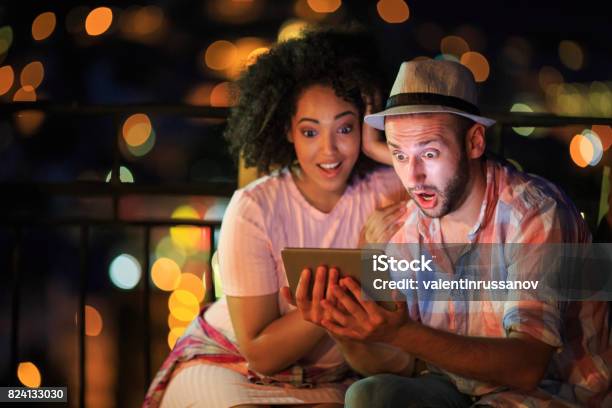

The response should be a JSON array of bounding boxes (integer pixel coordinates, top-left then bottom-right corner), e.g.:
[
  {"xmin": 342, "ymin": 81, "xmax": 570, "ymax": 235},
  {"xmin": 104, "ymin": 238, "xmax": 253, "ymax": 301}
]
[
  {"xmin": 360, "ymin": 201, "xmax": 407, "ymax": 245},
  {"xmin": 281, "ymin": 266, "xmax": 339, "ymax": 326},
  {"xmin": 320, "ymin": 276, "xmax": 408, "ymax": 343}
]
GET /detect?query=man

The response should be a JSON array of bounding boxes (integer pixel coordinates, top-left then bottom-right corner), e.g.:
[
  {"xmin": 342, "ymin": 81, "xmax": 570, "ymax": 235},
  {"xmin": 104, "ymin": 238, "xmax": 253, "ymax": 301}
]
[{"xmin": 289, "ymin": 60, "xmax": 611, "ymax": 407}]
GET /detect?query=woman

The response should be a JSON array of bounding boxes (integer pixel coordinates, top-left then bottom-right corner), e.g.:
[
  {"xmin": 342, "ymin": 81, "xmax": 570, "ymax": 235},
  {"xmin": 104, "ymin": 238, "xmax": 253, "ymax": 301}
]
[{"xmin": 145, "ymin": 28, "xmax": 406, "ymax": 408}]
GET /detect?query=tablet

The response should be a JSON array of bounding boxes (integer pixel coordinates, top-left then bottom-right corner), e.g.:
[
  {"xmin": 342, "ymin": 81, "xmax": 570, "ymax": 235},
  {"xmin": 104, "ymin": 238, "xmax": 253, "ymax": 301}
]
[{"xmin": 281, "ymin": 247, "xmax": 395, "ymax": 310}]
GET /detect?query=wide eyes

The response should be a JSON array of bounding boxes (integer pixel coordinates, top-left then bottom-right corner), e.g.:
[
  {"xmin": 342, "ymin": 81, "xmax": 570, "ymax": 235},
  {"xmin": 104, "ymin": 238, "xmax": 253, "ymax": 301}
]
[
  {"xmin": 392, "ymin": 149, "xmax": 439, "ymax": 162},
  {"xmin": 300, "ymin": 124, "xmax": 353, "ymax": 138},
  {"xmin": 392, "ymin": 151, "xmax": 407, "ymax": 162}
]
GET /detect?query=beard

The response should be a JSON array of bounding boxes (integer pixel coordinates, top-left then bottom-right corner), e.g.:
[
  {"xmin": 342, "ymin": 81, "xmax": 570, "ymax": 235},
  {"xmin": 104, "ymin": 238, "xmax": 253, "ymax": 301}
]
[{"xmin": 410, "ymin": 150, "xmax": 470, "ymax": 218}]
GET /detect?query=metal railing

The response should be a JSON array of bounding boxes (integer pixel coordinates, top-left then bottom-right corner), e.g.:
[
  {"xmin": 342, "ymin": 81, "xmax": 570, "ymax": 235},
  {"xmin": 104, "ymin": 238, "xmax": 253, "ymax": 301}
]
[{"xmin": 1, "ymin": 102, "xmax": 611, "ymax": 407}]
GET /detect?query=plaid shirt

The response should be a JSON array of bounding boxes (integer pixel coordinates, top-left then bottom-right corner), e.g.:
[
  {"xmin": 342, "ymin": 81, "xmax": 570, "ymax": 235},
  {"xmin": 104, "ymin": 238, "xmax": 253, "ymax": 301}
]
[{"xmin": 391, "ymin": 159, "xmax": 611, "ymax": 407}]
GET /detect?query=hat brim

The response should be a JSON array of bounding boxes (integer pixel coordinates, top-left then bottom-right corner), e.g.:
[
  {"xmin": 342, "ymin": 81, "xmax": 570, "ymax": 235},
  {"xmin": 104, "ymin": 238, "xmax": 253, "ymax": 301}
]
[{"xmin": 364, "ymin": 105, "xmax": 496, "ymax": 130}]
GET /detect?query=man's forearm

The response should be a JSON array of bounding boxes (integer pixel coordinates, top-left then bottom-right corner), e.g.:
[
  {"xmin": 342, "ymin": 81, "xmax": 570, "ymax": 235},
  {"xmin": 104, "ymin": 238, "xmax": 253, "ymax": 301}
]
[
  {"xmin": 389, "ymin": 323, "xmax": 553, "ymax": 391},
  {"xmin": 335, "ymin": 337, "xmax": 414, "ymax": 377}
]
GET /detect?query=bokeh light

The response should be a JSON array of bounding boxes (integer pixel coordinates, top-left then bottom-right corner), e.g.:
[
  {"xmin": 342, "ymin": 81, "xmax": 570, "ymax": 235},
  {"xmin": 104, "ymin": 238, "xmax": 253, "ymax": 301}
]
[
  {"xmin": 85, "ymin": 305, "xmax": 103, "ymax": 336},
  {"xmin": 460, "ymin": 51, "xmax": 489, "ymax": 82},
  {"xmin": 294, "ymin": 0, "xmax": 327, "ymax": 21},
  {"xmin": 13, "ymin": 85, "xmax": 36, "ymax": 102},
  {"xmin": 32, "ymin": 12, "xmax": 57, "ymax": 41},
  {"xmin": 20, "ymin": 61, "xmax": 45, "ymax": 89},
  {"xmin": 588, "ymin": 82, "xmax": 612, "ymax": 117},
  {"xmin": 455, "ymin": 25, "xmax": 486, "ymax": 52},
  {"xmin": 168, "ymin": 289, "xmax": 200, "ymax": 322},
  {"xmin": 210, "ymin": 82, "xmax": 233, "ymax": 107},
  {"xmin": 109, "ymin": 254, "xmax": 141, "ymax": 289},
  {"xmin": 177, "ymin": 273, "xmax": 205, "ymax": 303},
  {"xmin": 105, "ymin": 166, "xmax": 135, "ymax": 183},
  {"xmin": 122, "ymin": 113, "xmax": 152, "ymax": 147},
  {"xmin": 17, "ymin": 362, "xmax": 41, "ymax": 388},
  {"xmin": 510, "ymin": 103, "xmax": 535, "ymax": 137},
  {"xmin": 0, "ymin": 65, "xmax": 15, "ymax": 95},
  {"xmin": 592, "ymin": 125, "xmax": 612, "ymax": 151},
  {"xmin": 203, "ymin": 201, "xmax": 228, "ymax": 221},
  {"xmin": 440, "ymin": 35, "xmax": 469, "ymax": 58},
  {"xmin": 151, "ymin": 257, "xmax": 182, "ymax": 291},
  {"xmin": 155, "ymin": 235, "xmax": 187, "ymax": 267},
  {"xmin": 0, "ymin": 26, "xmax": 14, "ymax": 56},
  {"xmin": 205, "ymin": 40, "xmax": 238, "ymax": 71},
  {"xmin": 570, "ymin": 134, "xmax": 593, "ymax": 168},
  {"xmin": 246, "ymin": 47, "xmax": 269, "ymax": 66},
  {"xmin": 86, "ymin": 7, "xmax": 113, "ymax": 36},
  {"xmin": 126, "ymin": 129, "xmax": 156, "ymax": 157},
  {"xmin": 377, "ymin": 0, "xmax": 410, "ymax": 24},
  {"xmin": 278, "ymin": 19, "xmax": 309, "ymax": 42},
  {"xmin": 559, "ymin": 40, "xmax": 584, "ymax": 71},
  {"xmin": 307, "ymin": 0, "xmax": 341, "ymax": 13},
  {"xmin": 582, "ymin": 129, "xmax": 603, "ymax": 166},
  {"xmin": 170, "ymin": 205, "xmax": 202, "ymax": 252},
  {"xmin": 434, "ymin": 54, "xmax": 459, "ymax": 63}
]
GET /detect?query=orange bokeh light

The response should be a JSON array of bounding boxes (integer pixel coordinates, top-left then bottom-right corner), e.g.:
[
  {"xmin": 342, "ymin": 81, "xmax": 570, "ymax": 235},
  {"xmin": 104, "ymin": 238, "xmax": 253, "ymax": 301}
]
[
  {"xmin": 85, "ymin": 305, "xmax": 103, "ymax": 336},
  {"xmin": 460, "ymin": 51, "xmax": 490, "ymax": 82},
  {"xmin": 86, "ymin": 7, "xmax": 113, "ymax": 36},
  {"xmin": 307, "ymin": 0, "xmax": 341, "ymax": 13},
  {"xmin": 20, "ymin": 61, "xmax": 44, "ymax": 89},
  {"xmin": 122, "ymin": 113, "xmax": 152, "ymax": 147},
  {"xmin": 32, "ymin": 12, "xmax": 57, "ymax": 41},
  {"xmin": 0, "ymin": 65, "xmax": 14, "ymax": 95},
  {"xmin": 377, "ymin": 0, "xmax": 410, "ymax": 24},
  {"xmin": 151, "ymin": 257, "xmax": 182, "ymax": 291},
  {"xmin": 569, "ymin": 134, "xmax": 592, "ymax": 168}
]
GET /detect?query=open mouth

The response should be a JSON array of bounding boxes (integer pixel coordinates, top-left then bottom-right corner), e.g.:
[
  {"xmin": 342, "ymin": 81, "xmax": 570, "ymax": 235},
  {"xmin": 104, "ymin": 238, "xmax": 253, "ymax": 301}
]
[
  {"xmin": 413, "ymin": 190, "xmax": 438, "ymax": 209},
  {"xmin": 317, "ymin": 161, "xmax": 341, "ymax": 170},
  {"xmin": 316, "ymin": 161, "xmax": 343, "ymax": 178}
]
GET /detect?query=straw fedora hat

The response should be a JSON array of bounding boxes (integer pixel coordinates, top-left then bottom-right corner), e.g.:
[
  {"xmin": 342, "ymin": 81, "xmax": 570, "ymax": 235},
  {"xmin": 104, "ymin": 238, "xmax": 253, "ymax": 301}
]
[{"xmin": 365, "ymin": 59, "xmax": 495, "ymax": 130}]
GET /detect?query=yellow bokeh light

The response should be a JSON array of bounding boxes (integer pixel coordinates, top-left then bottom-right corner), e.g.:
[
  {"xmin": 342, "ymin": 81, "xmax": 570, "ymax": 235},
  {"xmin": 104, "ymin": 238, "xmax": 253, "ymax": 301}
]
[
  {"xmin": 151, "ymin": 257, "xmax": 182, "ymax": 291},
  {"xmin": 377, "ymin": 0, "xmax": 410, "ymax": 24},
  {"xmin": 0, "ymin": 65, "xmax": 14, "ymax": 95},
  {"xmin": 570, "ymin": 134, "xmax": 592, "ymax": 168},
  {"xmin": 246, "ymin": 47, "xmax": 269, "ymax": 66},
  {"xmin": 460, "ymin": 51, "xmax": 489, "ymax": 82},
  {"xmin": 510, "ymin": 103, "xmax": 535, "ymax": 137},
  {"xmin": 177, "ymin": 272, "xmax": 205, "ymax": 303},
  {"xmin": 132, "ymin": 6, "xmax": 164, "ymax": 36},
  {"xmin": 205, "ymin": 40, "xmax": 238, "ymax": 71},
  {"xmin": 86, "ymin": 7, "xmax": 113, "ymax": 37},
  {"xmin": 122, "ymin": 113, "xmax": 152, "ymax": 147},
  {"xmin": 168, "ymin": 289, "xmax": 200, "ymax": 322},
  {"xmin": 168, "ymin": 313, "xmax": 187, "ymax": 330},
  {"xmin": 307, "ymin": 0, "xmax": 341, "ymax": 13},
  {"xmin": 210, "ymin": 82, "xmax": 233, "ymax": 107},
  {"xmin": 170, "ymin": 205, "xmax": 202, "ymax": 252},
  {"xmin": 278, "ymin": 19, "xmax": 309, "ymax": 42},
  {"xmin": 559, "ymin": 40, "xmax": 583, "ymax": 71},
  {"xmin": 441, "ymin": 35, "xmax": 469, "ymax": 58},
  {"xmin": 17, "ymin": 362, "xmax": 41, "ymax": 388},
  {"xmin": 167, "ymin": 331, "xmax": 179, "ymax": 349},
  {"xmin": 32, "ymin": 12, "xmax": 56, "ymax": 41},
  {"xmin": 20, "ymin": 61, "xmax": 45, "ymax": 89},
  {"xmin": 85, "ymin": 305, "xmax": 103, "ymax": 336}
]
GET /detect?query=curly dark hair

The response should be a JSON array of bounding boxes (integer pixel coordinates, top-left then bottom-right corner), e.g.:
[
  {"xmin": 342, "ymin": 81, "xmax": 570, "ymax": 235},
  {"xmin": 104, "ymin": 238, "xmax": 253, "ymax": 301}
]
[{"xmin": 224, "ymin": 27, "xmax": 386, "ymax": 178}]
